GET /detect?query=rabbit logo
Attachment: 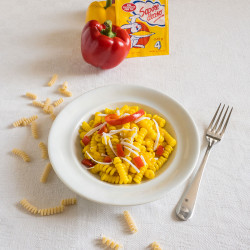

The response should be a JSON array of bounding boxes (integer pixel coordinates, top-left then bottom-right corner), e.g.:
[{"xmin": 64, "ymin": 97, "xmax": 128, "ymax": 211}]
[{"xmin": 121, "ymin": 14, "xmax": 155, "ymax": 48}]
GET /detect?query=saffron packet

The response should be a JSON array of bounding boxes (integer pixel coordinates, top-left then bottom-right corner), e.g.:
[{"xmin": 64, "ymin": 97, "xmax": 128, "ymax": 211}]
[{"xmin": 115, "ymin": 0, "xmax": 169, "ymax": 58}]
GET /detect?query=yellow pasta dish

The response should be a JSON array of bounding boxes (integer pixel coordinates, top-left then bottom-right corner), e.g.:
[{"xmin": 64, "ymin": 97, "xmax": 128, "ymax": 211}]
[{"xmin": 78, "ymin": 105, "xmax": 176, "ymax": 184}]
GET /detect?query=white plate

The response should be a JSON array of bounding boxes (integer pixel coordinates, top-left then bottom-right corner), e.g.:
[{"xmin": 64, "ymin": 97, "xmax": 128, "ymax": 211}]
[{"xmin": 48, "ymin": 85, "xmax": 200, "ymax": 206}]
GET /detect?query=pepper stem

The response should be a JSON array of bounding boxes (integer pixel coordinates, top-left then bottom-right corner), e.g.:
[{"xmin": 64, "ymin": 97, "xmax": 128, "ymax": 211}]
[
  {"xmin": 100, "ymin": 20, "xmax": 116, "ymax": 38},
  {"xmin": 104, "ymin": 0, "xmax": 112, "ymax": 9}
]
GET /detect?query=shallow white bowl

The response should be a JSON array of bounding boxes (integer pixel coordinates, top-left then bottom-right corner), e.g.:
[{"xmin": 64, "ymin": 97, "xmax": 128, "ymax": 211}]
[{"xmin": 48, "ymin": 85, "xmax": 200, "ymax": 206}]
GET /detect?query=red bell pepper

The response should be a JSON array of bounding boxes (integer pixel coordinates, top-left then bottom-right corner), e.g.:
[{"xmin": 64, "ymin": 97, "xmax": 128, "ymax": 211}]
[
  {"xmin": 116, "ymin": 143, "xmax": 125, "ymax": 157},
  {"xmin": 105, "ymin": 109, "xmax": 145, "ymax": 125},
  {"xmin": 81, "ymin": 159, "xmax": 94, "ymax": 168},
  {"xmin": 104, "ymin": 156, "xmax": 112, "ymax": 163},
  {"xmin": 133, "ymin": 156, "xmax": 144, "ymax": 169},
  {"xmin": 81, "ymin": 20, "xmax": 131, "ymax": 69},
  {"xmin": 98, "ymin": 124, "xmax": 108, "ymax": 134},
  {"xmin": 82, "ymin": 136, "xmax": 91, "ymax": 146},
  {"xmin": 156, "ymin": 145, "xmax": 164, "ymax": 156}
]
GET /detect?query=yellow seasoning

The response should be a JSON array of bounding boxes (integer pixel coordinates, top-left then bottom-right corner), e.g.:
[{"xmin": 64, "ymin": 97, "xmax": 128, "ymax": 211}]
[{"xmin": 116, "ymin": 0, "xmax": 169, "ymax": 58}]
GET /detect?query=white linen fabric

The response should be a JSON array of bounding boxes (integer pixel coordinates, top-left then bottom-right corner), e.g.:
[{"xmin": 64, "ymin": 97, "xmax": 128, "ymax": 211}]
[{"xmin": 0, "ymin": 0, "xmax": 249, "ymax": 249}]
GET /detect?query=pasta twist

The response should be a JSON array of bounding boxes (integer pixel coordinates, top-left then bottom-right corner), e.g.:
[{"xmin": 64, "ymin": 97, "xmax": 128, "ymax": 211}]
[
  {"xmin": 61, "ymin": 198, "xmax": 77, "ymax": 206},
  {"xmin": 94, "ymin": 112, "xmax": 102, "ymax": 125},
  {"xmin": 102, "ymin": 235, "xmax": 123, "ymax": 250},
  {"xmin": 20, "ymin": 199, "xmax": 38, "ymax": 214},
  {"xmin": 123, "ymin": 210, "xmax": 138, "ymax": 234},
  {"xmin": 152, "ymin": 156, "xmax": 167, "ymax": 172},
  {"xmin": 38, "ymin": 206, "xmax": 64, "ymax": 216},
  {"xmin": 162, "ymin": 145, "xmax": 173, "ymax": 159},
  {"xmin": 40, "ymin": 163, "xmax": 52, "ymax": 183},
  {"xmin": 62, "ymin": 81, "xmax": 68, "ymax": 90},
  {"xmin": 13, "ymin": 118, "xmax": 25, "ymax": 127},
  {"xmin": 139, "ymin": 120, "xmax": 157, "ymax": 140},
  {"xmin": 120, "ymin": 105, "xmax": 129, "ymax": 115},
  {"xmin": 159, "ymin": 128, "xmax": 176, "ymax": 147},
  {"xmin": 100, "ymin": 173, "xmax": 120, "ymax": 184},
  {"xmin": 39, "ymin": 142, "xmax": 48, "ymax": 159},
  {"xmin": 25, "ymin": 92, "xmax": 37, "ymax": 100},
  {"xmin": 97, "ymin": 142, "xmax": 106, "ymax": 155},
  {"xmin": 32, "ymin": 100, "xmax": 44, "ymax": 108},
  {"xmin": 122, "ymin": 123, "xmax": 130, "ymax": 137},
  {"xmin": 90, "ymin": 132, "xmax": 98, "ymax": 153},
  {"xmin": 47, "ymin": 74, "xmax": 58, "ymax": 86},
  {"xmin": 152, "ymin": 115, "xmax": 166, "ymax": 127},
  {"xmin": 31, "ymin": 121, "xmax": 38, "ymax": 139},
  {"xmin": 95, "ymin": 133, "xmax": 102, "ymax": 142},
  {"xmin": 145, "ymin": 138, "xmax": 154, "ymax": 152},
  {"xmin": 151, "ymin": 241, "xmax": 162, "ymax": 250},
  {"xmin": 102, "ymin": 165, "xmax": 117, "ymax": 175},
  {"xmin": 81, "ymin": 121, "xmax": 91, "ymax": 132},
  {"xmin": 22, "ymin": 115, "xmax": 38, "ymax": 126},
  {"xmin": 91, "ymin": 164, "xmax": 105, "ymax": 174},
  {"xmin": 43, "ymin": 98, "xmax": 51, "ymax": 113},
  {"xmin": 80, "ymin": 131, "xmax": 87, "ymax": 139},
  {"xmin": 113, "ymin": 157, "xmax": 129, "ymax": 184},
  {"xmin": 111, "ymin": 135, "xmax": 119, "ymax": 149},
  {"xmin": 144, "ymin": 169, "xmax": 155, "ymax": 179},
  {"xmin": 59, "ymin": 88, "xmax": 72, "ymax": 97},
  {"xmin": 104, "ymin": 108, "xmax": 116, "ymax": 114},
  {"xmin": 105, "ymin": 144, "xmax": 116, "ymax": 158},
  {"xmin": 82, "ymin": 144, "xmax": 90, "ymax": 154},
  {"xmin": 50, "ymin": 113, "xmax": 56, "ymax": 121},
  {"xmin": 12, "ymin": 148, "xmax": 30, "ymax": 162},
  {"xmin": 133, "ymin": 165, "xmax": 148, "ymax": 184}
]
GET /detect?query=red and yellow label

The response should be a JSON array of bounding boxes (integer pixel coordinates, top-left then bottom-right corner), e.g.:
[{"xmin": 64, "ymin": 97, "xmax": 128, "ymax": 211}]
[{"xmin": 116, "ymin": 0, "xmax": 169, "ymax": 58}]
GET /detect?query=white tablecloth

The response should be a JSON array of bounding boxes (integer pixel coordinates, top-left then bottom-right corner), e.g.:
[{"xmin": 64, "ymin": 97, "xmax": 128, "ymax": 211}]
[{"xmin": 0, "ymin": 0, "xmax": 249, "ymax": 249}]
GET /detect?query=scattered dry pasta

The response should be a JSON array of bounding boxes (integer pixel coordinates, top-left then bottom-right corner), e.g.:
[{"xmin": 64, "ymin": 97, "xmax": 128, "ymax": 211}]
[
  {"xmin": 47, "ymin": 74, "xmax": 58, "ymax": 87},
  {"xmin": 31, "ymin": 121, "xmax": 38, "ymax": 139},
  {"xmin": 59, "ymin": 89, "xmax": 72, "ymax": 97},
  {"xmin": 32, "ymin": 100, "xmax": 44, "ymax": 108},
  {"xmin": 13, "ymin": 118, "xmax": 25, "ymax": 127},
  {"xmin": 23, "ymin": 115, "xmax": 38, "ymax": 126},
  {"xmin": 39, "ymin": 142, "xmax": 48, "ymax": 159},
  {"xmin": 151, "ymin": 241, "xmax": 162, "ymax": 250},
  {"xmin": 12, "ymin": 148, "xmax": 30, "ymax": 162},
  {"xmin": 43, "ymin": 98, "xmax": 51, "ymax": 113},
  {"xmin": 102, "ymin": 235, "xmax": 123, "ymax": 250},
  {"xmin": 20, "ymin": 199, "xmax": 38, "ymax": 214},
  {"xmin": 123, "ymin": 211, "xmax": 138, "ymax": 234},
  {"xmin": 50, "ymin": 113, "xmax": 56, "ymax": 121},
  {"xmin": 61, "ymin": 198, "xmax": 77, "ymax": 206},
  {"xmin": 38, "ymin": 205, "xmax": 64, "ymax": 216},
  {"xmin": 79, "ymin": 105, "xmax": 176, "ymax": 185},
  {"xmin": 40, "ymin": 162, "xmax": 52, "ymax": 183},
  {"xmin": 53, "ymin": 98, "xmax": 64, "ymax": 107},
  {"xmin": 25, "ymin": 92, "xmax": 37, "ymax": 100}
]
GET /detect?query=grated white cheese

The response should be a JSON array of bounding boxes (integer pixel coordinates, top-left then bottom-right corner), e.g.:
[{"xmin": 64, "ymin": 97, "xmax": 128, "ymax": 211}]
[
  {"xmin": 97, "ymin": 114, "xmax": 107, "ymax": 116},
  {"xmin": 124, "ymin": 146, "xmax": 139, "ymax": 156},
  {"xmin": 85, "ymin": 122, "xmax": 107, "ymax": 137},
  {"xmin": 116, "ymin": 109, "xmax": 120, "ymax": 116},
  {"xmin": 120, "ymin": 142, "xmax": 140, "ymax": 151},
  {"xmin": 85, "ymin": 151, "xmax": 111, "ymax": 165},
  {"xmin": 153, "ymin": 119, "xmax": 160, "ymax": 151},
  {"xmin": 140, "ymin": 155, "xmax": 147, "ymax": 166},
  {"xmin": 121, "ymin": 157, "xmax": 140, "ymax": 173},
  {"xmin": 154, "ymin": 157, "xmax": 159, "ymax": 161},
  {"xmin": 109, "ymin": 128, "xmax": 135, "ymax": 136},
  {"xmin": 120, "ymin": 113, "xmax": 130, "ymax": 117},
  {"xmin": 108, "ymin": 139, "xmax": 117, "ymax": 156},
  {"xmin": 134, "ymin": 116, "xmax": 150, "ymax": 123}
]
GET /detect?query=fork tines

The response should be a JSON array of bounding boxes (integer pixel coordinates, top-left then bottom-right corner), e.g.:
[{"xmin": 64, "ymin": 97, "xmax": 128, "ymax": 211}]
[{"xmin": 208, "ymin": 103, "xmax": 233, "ymax": 137}]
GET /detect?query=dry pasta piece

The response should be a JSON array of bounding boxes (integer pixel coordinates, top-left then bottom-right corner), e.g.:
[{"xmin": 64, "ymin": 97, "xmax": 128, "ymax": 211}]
[
  {"xmin": 39, "ymin": 142, "xmax": 48, "ymax": 159},
  {"xmin": 101, "ymin": 235, "xmax": 123, "ymax": 250},
  {"xmin": 61, "ymin": 198, "xmax": 77, "ymax": 206},
  {"xmin": 20, "ymin": 199, "xmax": 38, "ymax": 214},
  {"xmin": 53, "ymin": 98, "xmax": 64, "ymax": 107},
  {"xmin": 23, "ymin": 115, "xmax": 38, "ymax": 126},
  {"xmin": 47, "ymin": 105, "xmax": 54, "ymax": 114},
  {"xmin": 47, "ymin": 74, "xmax": 58, "ymax": 87},
  {"xmin": 38, "ymin": 205, "xmax": 64, "ymax": 216},
  {"xmin": 25, "ymin": 92, "xmax": 37, "ymax": 100},
  {"xmin": 31, "ymin": 121, "xmax": 38, "ymax": 139},
  {"xmin": 151, "ymin": 241, "xmax": 162, "ymax": 250},
  {"xmin": 59, "ymin": 89, "xmax": 72, "ymax": 97},
  {"xmin": 32, "ymin": 100, "xmax": 44, "ymax": 108},
  {"xmin": 40, "ymin": 163, "xmax": 52, "ymax": 183},
  {"xmin": 50, "ymin": 113, "xmax": 56, "ymax": 121},
  {"xmin": 62, "ymin": 81, "xmax": 68, "ymax": 90},
  {"xmin": 123, "ymin": 211, "xmax": 138, "ymax": 234},
  {"xmin": 12, "ymin": 148, "xmax": 30, "ymax": 162},
  {"xmin": 43, "ymin": 98, "xmax": 51, "ymax": 113},
  {"xmin": 13, "ymin": 118, "xmax": 25, "ymax": 127}
]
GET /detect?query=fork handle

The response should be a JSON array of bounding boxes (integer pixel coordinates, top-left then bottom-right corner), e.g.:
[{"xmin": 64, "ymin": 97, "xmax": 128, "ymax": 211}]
[{"xmin": 175, "ymin": 144, "xmax": 213, "ymax": 220}]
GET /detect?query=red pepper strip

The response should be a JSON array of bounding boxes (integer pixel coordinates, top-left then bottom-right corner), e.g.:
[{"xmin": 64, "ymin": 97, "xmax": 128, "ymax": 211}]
[
  {"xmin": 81, "ymin": 20, "xmax": 131, "ymax": 69},
  {"xmin": 133, "ymin": 156, "xmax": 144, "ymax": 169},
  {"xmin": 81, "ymin": 159, "xmax": 94, "ymax": 168},
  {"xmin": 94, "ymin": 122, "xmax": 102, "ymax": 127},
  {"xmin": 98, "ymin": 124, "xmax": 108, "ymax": 134},
  {"xmin": 156, "ymin": 145, "xmax": 164, "ymax": 156},
  {"xmin": 116, "ymin": 143, "xmax": 125, "ymax": 157},
  {"xmin": 105, "ymin": 109, "xmax": 145, "ymax": 126},
  {"xmin": 104, "ymin": 156, "xmax": 112, "ymax": 163},
  {"xmin": 82, "ymin": 136, "xmax": 91, "ymax": 146}
]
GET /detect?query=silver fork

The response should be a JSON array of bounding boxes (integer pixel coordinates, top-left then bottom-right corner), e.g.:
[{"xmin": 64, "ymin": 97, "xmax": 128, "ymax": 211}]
[{"xmin": 175, "ymin": 104, "xmax": 233, "ymax": 221}]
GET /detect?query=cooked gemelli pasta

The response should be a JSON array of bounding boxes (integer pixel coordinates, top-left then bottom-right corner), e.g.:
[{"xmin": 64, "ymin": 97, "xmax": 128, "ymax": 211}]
[
  {"xmin": 53, "ymin": 98, "xmax": 64, "ymax": 107},
  {"xmin": 101, "ymin": 235, "xmax": 123, "ymax": 250},
  {"xmin": 61, "ymin": 198, "xmax": 77, "ymax": 206},
  {"xmin": 123, "ymin": 210, "xmax": 138, "ymax": 234},
  {"xmin": 22, "ymin": 115, "xmax": 38, "ymax": 126},
  {"xmin": 32, "ymin": 100, "xmax": 44, "ymax": 108},
  {"xmin": 40, "ymin": 162, "xmax": 52, "ymax": 183},
  {"xmin": 79, "ymin": 105, "xmax": 176, "ymax": 185},
  {"xmin": 39, "ymin": 142, "xmax": 48, "ymax": 159},
  {"xmin": 151, "ymin": 241, "xmax": 162, "ymax": 250},
  {"xmin": 20, "ymin": 199, "xmax": 38, "ymax": 214},
  {"xmin": 13, "ymin": 118, "xmax": 25, "ymax": 127},
  {"xmin": 47, "ymin": 74, "xmax": 58, "ymax": 87},
  {"xmin": 38, "ymin": 205, "xmax": 64, "ymax": 216},
  {"xmin": 12, "ymin": 148, "xmax": 30, "ymax": 162},
  {"xmin": 25, "ymin": 92, "xmax": 37, "ymax": 100},
  {"xmin": 31, "ymin": 121, "xmax": 38, "ymax": 139}
]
